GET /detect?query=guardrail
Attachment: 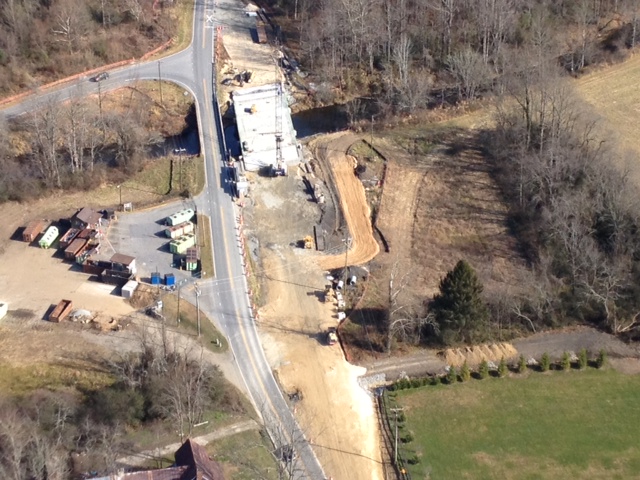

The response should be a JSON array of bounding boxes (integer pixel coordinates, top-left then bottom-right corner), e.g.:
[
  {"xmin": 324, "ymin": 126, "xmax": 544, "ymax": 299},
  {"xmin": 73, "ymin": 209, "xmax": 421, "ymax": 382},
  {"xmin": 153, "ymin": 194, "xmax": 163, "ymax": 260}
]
[{"xmin": 211, "ymin": 66, "xmax": 229, "ymax": 163}]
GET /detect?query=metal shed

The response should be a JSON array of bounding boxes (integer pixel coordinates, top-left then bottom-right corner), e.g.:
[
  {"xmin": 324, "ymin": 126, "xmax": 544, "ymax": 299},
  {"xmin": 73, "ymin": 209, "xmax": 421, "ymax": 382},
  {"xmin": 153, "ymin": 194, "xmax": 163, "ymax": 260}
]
[
  {"xmin": 165, "ymin": 221, "xmax": 195, "ymax": 239},
  {"xmin": 64, "ymin": 238, "xmax": 88, "ymax": 260},
  {"xmin": 185, "ymin": 247, "xmax": 200, "ymax": 271},
  {"xmin": 170, "ymin": 233, "xmax": 196, "ymax": 254}
]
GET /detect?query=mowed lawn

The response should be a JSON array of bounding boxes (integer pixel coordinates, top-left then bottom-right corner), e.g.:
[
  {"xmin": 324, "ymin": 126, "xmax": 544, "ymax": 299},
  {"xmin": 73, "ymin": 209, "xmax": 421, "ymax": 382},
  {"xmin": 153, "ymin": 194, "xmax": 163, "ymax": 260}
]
[{"xmin": 396, "ymin": 369, "xmax": 640, "ymax": 479}]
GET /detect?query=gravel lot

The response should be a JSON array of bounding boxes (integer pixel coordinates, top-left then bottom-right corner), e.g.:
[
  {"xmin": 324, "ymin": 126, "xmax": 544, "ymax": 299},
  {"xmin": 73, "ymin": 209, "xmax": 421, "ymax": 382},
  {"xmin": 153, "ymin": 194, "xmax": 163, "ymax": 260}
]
[{"xmin": 107, "ymin": 199, "xmax": 199, "ymax": 284}]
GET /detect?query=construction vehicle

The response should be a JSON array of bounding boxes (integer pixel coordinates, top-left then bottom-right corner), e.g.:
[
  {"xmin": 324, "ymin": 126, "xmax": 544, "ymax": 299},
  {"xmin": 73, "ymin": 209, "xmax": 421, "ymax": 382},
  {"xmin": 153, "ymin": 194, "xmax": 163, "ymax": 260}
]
[
  {"xmin": 326, "ymin": 327, "xmax": 338, "ymax": 345},
  {"xmin": 303, "ymin": 235, "xmax": 314, "ymax": 249}
]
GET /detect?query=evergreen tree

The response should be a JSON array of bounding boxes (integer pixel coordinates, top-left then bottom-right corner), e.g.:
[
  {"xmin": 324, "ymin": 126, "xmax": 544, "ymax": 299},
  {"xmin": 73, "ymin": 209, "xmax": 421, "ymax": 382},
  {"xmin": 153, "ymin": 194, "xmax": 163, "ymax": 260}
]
[
  {"xmin": 517, "ymin": 355, "xmax": 527, "ymax": 374},
  {"xmin": 478, "ymin": 360, "xmax": 489, "ymax": 379},
  {"xmin": 497, "ymin": 357, "xmax": 508, "ymax": 377},
  {"xmin": 429, "ymin": 260, "xmax": 489, "ymax": 345},
  {"xmin": 561, "ymin": 352, "xmax": 571, "ymax": 371},
  {"xmin": 578, "ymin": 349, "xmax": 588, "ymax": 370},
  {"xmin": 460, "ymin": 361, "xmax": 471, "ymax": 382},
  {"xmin": 596, "ymin": 349, "xmax": 607, "ymax": 369},
  {"xmin": 446, "ymin": 366, "xmax": 457, "ymax": 384},
  {"xmin": 540, "ymin": 353, "xmax": 551, "ymax": 372}
]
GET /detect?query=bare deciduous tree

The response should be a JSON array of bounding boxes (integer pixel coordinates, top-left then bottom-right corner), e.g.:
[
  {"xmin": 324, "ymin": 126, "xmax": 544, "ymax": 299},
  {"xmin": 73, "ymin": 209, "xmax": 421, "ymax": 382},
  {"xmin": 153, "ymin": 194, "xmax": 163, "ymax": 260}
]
[
  {"xmin": 447, "ymin": 47, "xmax": 491, "ymax": 100},
  {"xmin": 392, "ymin": 32, "xmax": 412, "ymax": 89},
  {"xmin": 386, "ymin": 259, "xmax": 437, "ymax": 351},
  {"xmin": 27, "ymin": 98, "xmax": 63, "ymax": 188}
]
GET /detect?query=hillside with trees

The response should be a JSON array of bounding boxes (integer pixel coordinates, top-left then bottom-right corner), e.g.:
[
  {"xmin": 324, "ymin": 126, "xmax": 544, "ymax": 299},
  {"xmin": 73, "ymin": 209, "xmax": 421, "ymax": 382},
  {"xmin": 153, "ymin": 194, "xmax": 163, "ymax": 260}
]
[
  {"xmin": 0, "ymin": 0, "xmax": 178, "ymax": 96},
  {"xmin": 271, "ymin": 0, "xmax": 640, "ymax": 113},
  {"xmin": 260, "ymin": 0, "xmax": 640, "ymax": 347}
]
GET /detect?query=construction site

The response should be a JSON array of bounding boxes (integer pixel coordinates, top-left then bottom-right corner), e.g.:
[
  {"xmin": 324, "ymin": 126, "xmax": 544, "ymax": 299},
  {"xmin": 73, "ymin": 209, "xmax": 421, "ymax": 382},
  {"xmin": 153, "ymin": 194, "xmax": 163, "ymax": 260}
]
[{"xmin": 232, "ymin": 83, "xmax": 300, "ymax": 175}]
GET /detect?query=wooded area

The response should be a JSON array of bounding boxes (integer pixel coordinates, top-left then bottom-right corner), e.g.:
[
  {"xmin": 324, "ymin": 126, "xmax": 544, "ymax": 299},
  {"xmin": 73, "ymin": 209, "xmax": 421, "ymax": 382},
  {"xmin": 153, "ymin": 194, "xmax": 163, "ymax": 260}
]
[
  {"xmin": 273, "ymin": 0, "xmax": 640, "ymax": 113},
  {"xmin": 0, "ymin": 0, "xmax": 177, "ymax": 96},
  {"xmin": 0, "ymin": 84, "xmax": 193, "ymax": 203},
  {"xmin": 0, "ymin": 331, "xmax": 243, "ymax": 479},
  {"xmin": 261, "ymin": 0, "xmax": 640, "ymax": 346}
]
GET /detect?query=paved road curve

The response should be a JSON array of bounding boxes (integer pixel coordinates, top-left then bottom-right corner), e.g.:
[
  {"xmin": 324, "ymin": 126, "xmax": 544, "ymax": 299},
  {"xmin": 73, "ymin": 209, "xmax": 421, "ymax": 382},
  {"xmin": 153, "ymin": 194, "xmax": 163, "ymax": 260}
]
[{"xmin": 1, "ymin": 2, "xmax": 326, "ymax": 478}]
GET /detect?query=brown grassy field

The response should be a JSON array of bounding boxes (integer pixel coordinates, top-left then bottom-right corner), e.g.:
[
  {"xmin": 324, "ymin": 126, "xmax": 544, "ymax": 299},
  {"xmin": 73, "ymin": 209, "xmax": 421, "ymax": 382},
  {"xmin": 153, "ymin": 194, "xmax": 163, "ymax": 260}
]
[
  {"xmin": 576, "ymin": 53, "xmax": 640, "ymax": 184},
  {"xmin": 341, "ymin": 126, "xmax": 529, "ymax": 359}
]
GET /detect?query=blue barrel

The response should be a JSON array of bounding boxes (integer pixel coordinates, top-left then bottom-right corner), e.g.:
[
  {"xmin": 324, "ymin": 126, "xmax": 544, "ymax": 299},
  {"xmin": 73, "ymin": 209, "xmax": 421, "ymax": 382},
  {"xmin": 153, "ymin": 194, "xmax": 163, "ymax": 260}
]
[
  {"xmin": 151, "ymin": 273, "xmax": 161, "ymax": 285},
  {"xmin": 165, "ymin": 273, "xmax": 176, "ymax": 286}
]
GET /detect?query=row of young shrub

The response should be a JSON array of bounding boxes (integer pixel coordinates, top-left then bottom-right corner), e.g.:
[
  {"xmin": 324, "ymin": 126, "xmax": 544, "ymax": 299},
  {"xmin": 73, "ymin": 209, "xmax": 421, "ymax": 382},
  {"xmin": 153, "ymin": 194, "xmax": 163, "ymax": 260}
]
[{"xmin": 389, "ymin": 349, "xmax": 608, "ymax": 391}]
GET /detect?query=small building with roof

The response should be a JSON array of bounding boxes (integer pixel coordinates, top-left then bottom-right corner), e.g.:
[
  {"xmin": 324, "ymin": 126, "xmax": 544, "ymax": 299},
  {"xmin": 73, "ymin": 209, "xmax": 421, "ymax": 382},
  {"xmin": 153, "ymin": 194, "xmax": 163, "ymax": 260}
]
[
  {"xmin": 92, "ymin": 438, "xmax": 224, "ymax": 480},
  {"xmin": 72, "ymin": 207, "xmax": 104, "ymax": 230},
  {"xmin": 110, "ymin": 253, "xmax": 137, "ymax": 275}
]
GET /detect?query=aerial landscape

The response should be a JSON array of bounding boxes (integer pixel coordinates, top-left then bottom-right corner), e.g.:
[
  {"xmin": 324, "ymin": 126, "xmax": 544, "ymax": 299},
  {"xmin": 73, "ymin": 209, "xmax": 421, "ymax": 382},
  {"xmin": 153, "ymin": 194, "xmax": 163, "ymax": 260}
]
[{"xmin": 1, "ymin": 0, "xmax": 640, "ymax": 479}]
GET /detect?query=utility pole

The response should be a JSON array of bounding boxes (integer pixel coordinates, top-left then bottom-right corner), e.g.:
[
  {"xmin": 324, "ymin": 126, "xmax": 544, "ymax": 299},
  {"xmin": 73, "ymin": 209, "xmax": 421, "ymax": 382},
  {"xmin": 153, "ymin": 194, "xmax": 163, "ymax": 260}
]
[
  {"xmin": 98, "ymin": 80, "xmax": 105, "ymax": 142},
  {"xmin": 179, "ymin": 150, "xmax": 183, "ymax": 193},
  {"xmin": 390, "ymin": 407, "xmax": 404, "ymax": 465},
  {"xmin": 195, "ymin": 283, "xmax": 201, "ymax": 337},
  {"xmin": 158, "ymin": 61, "xmax": 164, "ymax": 107},
  {"xmin": 177, "ymin": 280, "xmax": 183, "ymax": 324},
  {"xmin": 343, "ymin": 236, "xmax": 351, "ymax": 283},
  {"xmin": 98, "ymin": 80, "xmax": 103, "ymax": 117},
  {"xmin": 176, "ymin": 279, "xmax": 188, "ymax": 324},
  {"xmin": 369, "ymin": 115, "xmax": 374, "ymax": 157}
]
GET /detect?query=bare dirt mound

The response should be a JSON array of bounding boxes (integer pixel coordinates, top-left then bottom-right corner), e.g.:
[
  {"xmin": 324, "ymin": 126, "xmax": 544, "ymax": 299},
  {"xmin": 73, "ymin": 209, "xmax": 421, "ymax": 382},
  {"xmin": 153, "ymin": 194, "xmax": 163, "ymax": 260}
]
[
  {"xmin": 313, "ymin": 133, "xmax": 380, "ymax": 270},
  {"xmin": 440, "ymin": 342, "xmax": 518, "ymax": 367}
]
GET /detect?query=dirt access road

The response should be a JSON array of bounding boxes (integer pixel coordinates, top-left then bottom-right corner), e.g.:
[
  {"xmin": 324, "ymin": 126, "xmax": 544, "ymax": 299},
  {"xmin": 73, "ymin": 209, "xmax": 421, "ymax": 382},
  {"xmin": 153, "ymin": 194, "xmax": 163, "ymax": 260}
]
[
  {"xmin": 311, "ymin": 132, "xmax": 380, "ymax": 271},
  {"xmin": 244, "ymin": 170, "xmax": 383, "ymax": 480}
]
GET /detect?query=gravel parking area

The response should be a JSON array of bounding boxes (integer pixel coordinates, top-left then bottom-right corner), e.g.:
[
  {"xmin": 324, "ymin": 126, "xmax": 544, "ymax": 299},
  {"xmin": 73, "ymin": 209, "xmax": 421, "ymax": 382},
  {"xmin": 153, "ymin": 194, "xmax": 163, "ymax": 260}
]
[{"xmin": 107, "ymin": 199, "xmax": 199, "ymax": 284}]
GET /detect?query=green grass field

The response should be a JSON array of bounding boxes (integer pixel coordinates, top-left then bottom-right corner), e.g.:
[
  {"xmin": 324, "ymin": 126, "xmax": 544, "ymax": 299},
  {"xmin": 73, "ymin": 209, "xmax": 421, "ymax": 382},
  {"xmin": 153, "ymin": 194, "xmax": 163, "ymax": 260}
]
[
  {"xmin": 206, "ymin": 429, "xmax": 280, "ymax": 480},
  {"xmin": 161, "ymin": 291, "xmax": 228, "ymax": 353},
  {"xmin": 394, "ymin": 369, "xmax": 640, "ymax": 479}
]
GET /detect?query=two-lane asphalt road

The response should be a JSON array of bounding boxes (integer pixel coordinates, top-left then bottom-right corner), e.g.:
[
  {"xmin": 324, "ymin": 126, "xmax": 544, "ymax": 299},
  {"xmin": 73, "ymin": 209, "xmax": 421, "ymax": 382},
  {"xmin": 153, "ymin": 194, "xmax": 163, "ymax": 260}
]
[{"xmin": 1, "ymin": 1, "xmax": 326, "ymax": 478}]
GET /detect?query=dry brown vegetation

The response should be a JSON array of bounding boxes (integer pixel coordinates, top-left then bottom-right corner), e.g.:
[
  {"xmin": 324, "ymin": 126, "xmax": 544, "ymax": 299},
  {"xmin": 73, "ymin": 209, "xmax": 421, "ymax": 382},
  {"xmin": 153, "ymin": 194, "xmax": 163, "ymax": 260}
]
[
  {"xmin": 0, "ymin": 0, "xmax": 181, "ymax": 97},
  {"xmin": 575, "ymin": 52, "xmax": 640, "ymax": 186},
  {"xmin": 341, "ymin": 128, "xmax": 530, "ymax": 359},
  {"xmin": 409, "ymin": 134, "xmax": 526, "ymax": 299},
  {"xmin": 0, "ymin": 80, "xmax": 194, "ymax": 204}
]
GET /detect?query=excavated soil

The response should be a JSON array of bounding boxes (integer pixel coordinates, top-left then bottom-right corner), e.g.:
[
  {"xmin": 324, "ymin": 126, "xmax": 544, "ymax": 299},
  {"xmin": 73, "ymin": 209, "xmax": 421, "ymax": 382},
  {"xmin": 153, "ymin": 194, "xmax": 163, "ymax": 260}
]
[
  {"xmin": 311, "ymin": 133, "xmax": 380, "ymax": 270},
  {"xmin": 245, "ymin": 171, "xmax": 384, "ymax": 480}
]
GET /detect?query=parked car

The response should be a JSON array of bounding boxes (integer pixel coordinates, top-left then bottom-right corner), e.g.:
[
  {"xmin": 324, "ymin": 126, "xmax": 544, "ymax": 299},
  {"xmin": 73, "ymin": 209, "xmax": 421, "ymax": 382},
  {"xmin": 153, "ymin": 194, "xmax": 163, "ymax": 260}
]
[
  {"xmin": 92, "ymin": 72, "xmax": 109, "ymax": 82},
  {"xmin": 221, "ymin": 78, "xmax": 233, "ymax": 86},
  {"xmin": 326, "ymin": 327, "xmax": 338, "ymax": 345}
]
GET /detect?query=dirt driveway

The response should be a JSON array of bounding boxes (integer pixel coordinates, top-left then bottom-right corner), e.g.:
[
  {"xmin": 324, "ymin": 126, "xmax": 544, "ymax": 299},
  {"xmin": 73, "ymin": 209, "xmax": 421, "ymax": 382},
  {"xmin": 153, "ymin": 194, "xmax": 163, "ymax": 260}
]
[{"xmin": 244, "ymin": 169, "xmax": 383, "ymax": 480}]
